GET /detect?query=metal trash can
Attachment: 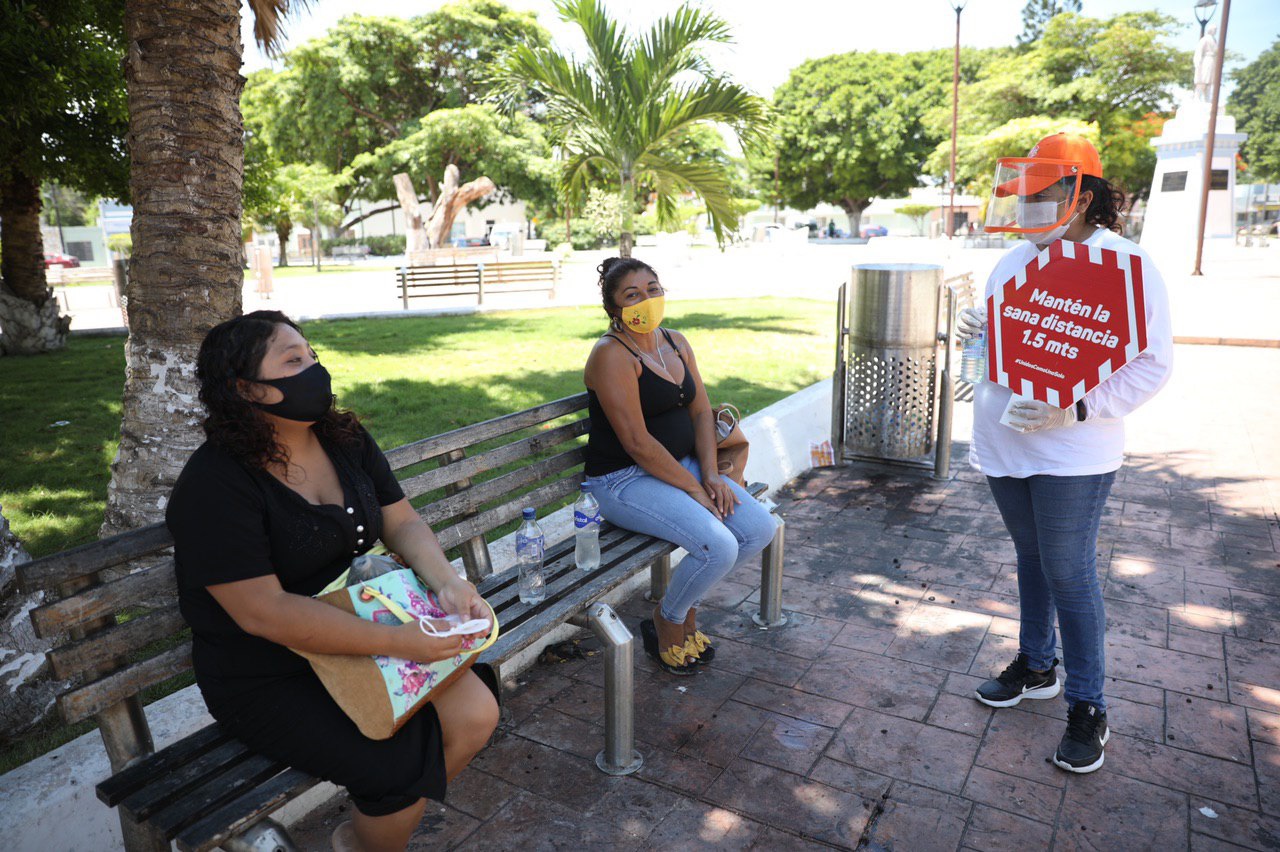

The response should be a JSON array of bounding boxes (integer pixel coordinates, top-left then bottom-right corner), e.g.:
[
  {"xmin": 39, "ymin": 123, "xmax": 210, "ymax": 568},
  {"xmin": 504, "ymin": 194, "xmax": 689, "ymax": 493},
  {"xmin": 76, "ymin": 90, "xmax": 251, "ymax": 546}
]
[{"xmin": 833, "ymin": 263, "xmax": 943, "ymax": 465}]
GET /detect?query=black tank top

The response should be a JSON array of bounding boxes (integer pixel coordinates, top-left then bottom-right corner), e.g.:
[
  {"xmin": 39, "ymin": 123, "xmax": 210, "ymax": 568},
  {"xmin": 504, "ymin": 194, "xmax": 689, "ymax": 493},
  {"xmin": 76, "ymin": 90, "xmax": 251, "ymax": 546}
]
[{"xmin": 585, "ymin": 329, "xmax": 697, "ymax": 476}]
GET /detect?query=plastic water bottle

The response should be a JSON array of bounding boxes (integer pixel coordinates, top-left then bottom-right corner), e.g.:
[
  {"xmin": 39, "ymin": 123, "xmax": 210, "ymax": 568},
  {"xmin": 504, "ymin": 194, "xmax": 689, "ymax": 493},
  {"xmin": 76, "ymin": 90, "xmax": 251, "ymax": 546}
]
[
  {"xmin": 960, "ymin": 328, "xmax": 986, "ymax": 383},
  {"xmin": 574, "ymin": 483, "xmax": 601, "ymax": 572},
  {"xmin": 516, "ymin": 508, "xmax": 546, "ymax": 604}
]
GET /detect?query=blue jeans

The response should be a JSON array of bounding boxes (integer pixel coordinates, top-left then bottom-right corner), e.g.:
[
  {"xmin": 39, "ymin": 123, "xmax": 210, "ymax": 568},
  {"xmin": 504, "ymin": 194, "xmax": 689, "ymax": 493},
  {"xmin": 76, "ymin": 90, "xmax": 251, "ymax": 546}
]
[
  {"xmin": 587, "ymin": 457, "xmax": 777, "ymax": 624},
  {"xmin": 986, "ymin": 472, "xmax": 1115, "ymax": 711}
]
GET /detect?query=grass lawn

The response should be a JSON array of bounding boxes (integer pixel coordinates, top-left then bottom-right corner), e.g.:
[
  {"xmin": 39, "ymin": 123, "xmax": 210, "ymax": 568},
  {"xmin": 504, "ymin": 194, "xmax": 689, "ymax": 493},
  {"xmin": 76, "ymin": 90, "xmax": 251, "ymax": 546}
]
[
  {"xmin": 0, "ymin": 297, "xmax": 831, "ymax": 772},
  {"xmin": 2, "ymin": 297, "xmax": 832, "ymax": 560}
]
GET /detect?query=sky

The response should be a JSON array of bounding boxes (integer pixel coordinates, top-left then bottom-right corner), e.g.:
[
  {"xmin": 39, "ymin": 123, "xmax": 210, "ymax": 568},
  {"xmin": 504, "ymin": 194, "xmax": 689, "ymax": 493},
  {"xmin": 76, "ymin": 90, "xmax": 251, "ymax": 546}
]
[{"xmin": 240, "ymin": 0, "xmax": 1280, "ymax": 99}]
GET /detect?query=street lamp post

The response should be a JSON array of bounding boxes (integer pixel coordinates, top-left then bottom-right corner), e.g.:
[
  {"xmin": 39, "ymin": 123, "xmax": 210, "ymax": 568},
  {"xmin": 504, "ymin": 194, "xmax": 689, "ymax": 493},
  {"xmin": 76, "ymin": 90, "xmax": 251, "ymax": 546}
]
[
  {"xmin": 1194, "ymin": 0, "xmax": 1217, "ymax": 36},
  {"xmin": 1192, "ymin": 0, "xmax": 1229, "ymax": 276},
  {"xmin": 946, "ymin": 1, "xmax": 968, "ymax": 240}
]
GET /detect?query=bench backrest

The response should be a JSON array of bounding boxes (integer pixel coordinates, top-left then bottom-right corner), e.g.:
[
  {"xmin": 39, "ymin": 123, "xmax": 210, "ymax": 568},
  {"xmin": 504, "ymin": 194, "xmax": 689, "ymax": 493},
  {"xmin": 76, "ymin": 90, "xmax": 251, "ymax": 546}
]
[
  {"xmin": 17, "ymin": 392, "xmax": 590, "ymax": 727},
  {"xmin": 399, "ymin": 259, "xmax": 557, "ymax": 286}
]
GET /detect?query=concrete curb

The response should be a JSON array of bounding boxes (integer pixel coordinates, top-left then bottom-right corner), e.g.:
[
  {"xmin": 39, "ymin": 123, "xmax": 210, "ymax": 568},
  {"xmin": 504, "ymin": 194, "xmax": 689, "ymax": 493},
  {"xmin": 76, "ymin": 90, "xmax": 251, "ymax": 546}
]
[{"xmin": 1173, "ymin": 336, "xmax": 1280, "ymax": 348}]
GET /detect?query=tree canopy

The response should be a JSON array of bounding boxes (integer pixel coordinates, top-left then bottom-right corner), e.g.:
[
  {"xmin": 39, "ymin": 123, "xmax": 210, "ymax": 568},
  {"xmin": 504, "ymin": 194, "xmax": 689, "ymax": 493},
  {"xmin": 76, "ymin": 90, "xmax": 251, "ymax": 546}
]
[
  {"xmin": 1229, "ymin": 37, "xmax": 1280, "ymax": 183},
  {"xmin": 764, "ymin": 49, "xmax": 964, "ymax": 233},
  {"xmin": 0, "ymin": 0, "xmax": 129, "ymax": 353},
  {"xmin": 242, "ymin": 1, "xmax": 550, "ymax": 210},
  {"xmin": 0, "ymin": 0, "xmax": 129, "ymax": 202},
  {"xmin": 931, "ymin": 11, "xmax": 1189, "ymax": 201},
  {"xmin": 345, "ymin": 105, "xmax": 558, "ymax": 214},
  {"xmin": 1018, "ymin": 0, "xmax": 1082, "ymax": 46}
]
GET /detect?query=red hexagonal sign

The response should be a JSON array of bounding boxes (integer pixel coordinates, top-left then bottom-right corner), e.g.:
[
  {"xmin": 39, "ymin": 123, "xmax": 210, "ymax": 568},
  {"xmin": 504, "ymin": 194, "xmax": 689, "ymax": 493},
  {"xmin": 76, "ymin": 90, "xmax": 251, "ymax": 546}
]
[{"xmin": 986, "ymin": 239, "xmax": 1148, "ymax": 407}]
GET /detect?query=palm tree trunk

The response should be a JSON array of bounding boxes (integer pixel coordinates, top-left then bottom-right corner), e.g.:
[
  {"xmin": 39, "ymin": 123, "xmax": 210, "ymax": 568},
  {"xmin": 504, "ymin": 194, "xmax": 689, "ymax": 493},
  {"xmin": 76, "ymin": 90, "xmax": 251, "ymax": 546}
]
[
  {"xmin": 619, "ymin": 172, "xmax": 635, "ymax": 258},
  {"xmin": 275, "ymin": 219, "xmax": 292, "ymax": 267},
  {"xmin": 0, "ymin": 167, "xmax": 71, "ymax": 355},
  {"xmin": 103, "ymin": 0, "xmax": 245, "ymax": 538}
]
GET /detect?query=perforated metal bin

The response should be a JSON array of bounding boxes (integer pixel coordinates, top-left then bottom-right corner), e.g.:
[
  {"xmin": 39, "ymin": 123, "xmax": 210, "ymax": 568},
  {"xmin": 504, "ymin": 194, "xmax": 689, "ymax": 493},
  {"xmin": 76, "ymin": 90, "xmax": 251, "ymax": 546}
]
[{"xmin": 832, "ymin": 263, "xmax": 945, "ymax": 465}]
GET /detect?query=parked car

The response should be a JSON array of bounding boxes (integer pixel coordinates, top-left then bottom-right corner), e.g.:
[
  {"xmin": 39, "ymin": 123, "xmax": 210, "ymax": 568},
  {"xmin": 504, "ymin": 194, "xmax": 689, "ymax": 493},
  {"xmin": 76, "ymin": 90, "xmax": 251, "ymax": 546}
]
[
  {"xmin": 44, "ymin": 253, "xmax": 81, "ymax": 268},
  {"xmin": 860, "ymin": 225, "xmax": 889, "ymax": 238},
  {"xmin": 452, "ymin": 236, "xmax": 490, "ymax": 248}
]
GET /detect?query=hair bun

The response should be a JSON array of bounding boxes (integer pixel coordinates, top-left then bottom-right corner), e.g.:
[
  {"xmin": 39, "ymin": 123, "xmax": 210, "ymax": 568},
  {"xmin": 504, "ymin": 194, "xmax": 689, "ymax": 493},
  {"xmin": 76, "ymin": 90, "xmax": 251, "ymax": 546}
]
[{"xmin": 597, "ymin": 257, "xmax": 622, "ymax": 278}]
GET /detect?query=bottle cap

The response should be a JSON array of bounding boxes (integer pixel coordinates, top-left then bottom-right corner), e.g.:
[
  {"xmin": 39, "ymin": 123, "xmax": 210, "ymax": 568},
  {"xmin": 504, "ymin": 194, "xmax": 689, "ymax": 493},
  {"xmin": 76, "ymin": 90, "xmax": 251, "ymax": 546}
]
[
  {"xmin": 580, "ymin": 482, "xmax": 592, "ymax": 492},
  {"xmin": 522, "ymin": 507, "xmax": 536, "ymax": 519}
]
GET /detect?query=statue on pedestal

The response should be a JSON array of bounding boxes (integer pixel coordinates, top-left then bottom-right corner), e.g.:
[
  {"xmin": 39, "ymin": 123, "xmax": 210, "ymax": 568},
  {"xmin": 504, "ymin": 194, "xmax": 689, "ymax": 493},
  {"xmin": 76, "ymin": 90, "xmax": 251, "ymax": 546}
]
[{"xmin": 1194, "ymin": 24, "xmax": 1218, "ymax": 102}]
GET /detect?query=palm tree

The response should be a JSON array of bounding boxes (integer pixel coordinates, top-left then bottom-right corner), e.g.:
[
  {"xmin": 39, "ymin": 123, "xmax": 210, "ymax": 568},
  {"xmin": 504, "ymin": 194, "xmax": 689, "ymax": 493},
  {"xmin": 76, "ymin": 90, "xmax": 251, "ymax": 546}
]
[
  {"xmin": 493, "ymin": 0, "xmax": 768, "ymax": 257},
  {"xmin": 102, "ymin": 0, "xmax": 304, "ymax": 540}
]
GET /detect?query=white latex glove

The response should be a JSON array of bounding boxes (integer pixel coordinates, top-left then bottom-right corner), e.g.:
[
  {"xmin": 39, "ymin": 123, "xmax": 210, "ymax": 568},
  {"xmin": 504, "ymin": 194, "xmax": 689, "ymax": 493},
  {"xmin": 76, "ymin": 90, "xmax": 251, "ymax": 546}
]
[
  {"xmin": 956, "ymin": 306, "xmax": 987, "ymax": 343},
  {"xmin": 1006, "ymin": 397, "xmax": 1078, "ymax": 433}
]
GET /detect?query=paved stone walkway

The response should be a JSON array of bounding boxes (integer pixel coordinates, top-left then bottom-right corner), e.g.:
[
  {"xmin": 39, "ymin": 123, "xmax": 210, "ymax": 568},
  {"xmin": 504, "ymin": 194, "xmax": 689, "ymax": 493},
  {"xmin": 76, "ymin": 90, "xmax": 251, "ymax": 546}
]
[{"xmin": 291, "ymin": 342, "xmax": 1280, "ymax": 850}]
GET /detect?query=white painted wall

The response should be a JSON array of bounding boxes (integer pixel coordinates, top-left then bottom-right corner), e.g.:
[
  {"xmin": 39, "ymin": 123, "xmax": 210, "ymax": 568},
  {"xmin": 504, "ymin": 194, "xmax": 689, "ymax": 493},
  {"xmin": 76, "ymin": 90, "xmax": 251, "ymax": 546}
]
[{"xmin": 0, "ymin": 379, "xmax": 833, "ymax": 851}]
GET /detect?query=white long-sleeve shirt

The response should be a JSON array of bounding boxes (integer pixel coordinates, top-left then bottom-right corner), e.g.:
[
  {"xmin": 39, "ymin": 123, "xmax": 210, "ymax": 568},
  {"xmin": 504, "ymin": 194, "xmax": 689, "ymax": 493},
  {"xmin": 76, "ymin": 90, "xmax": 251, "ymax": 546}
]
[{"xmin": 969, "ymin": 227, "xmax": 1173, "ymax": 478}]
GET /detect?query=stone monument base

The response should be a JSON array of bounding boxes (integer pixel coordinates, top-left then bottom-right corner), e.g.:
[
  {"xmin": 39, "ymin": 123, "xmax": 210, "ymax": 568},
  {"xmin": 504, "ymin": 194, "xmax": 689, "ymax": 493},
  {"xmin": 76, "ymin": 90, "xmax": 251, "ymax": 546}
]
[{"xmin": 1139, "ymin": 99, "xmax": 1246, "ymax": 272}]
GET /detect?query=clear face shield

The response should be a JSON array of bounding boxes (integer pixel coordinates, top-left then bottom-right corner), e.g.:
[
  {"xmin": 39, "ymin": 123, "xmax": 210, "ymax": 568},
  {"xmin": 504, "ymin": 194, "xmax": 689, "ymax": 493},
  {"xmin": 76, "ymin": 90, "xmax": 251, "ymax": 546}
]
[{"xmin": 983, "ymin": 158, "xmax": 1083, "ymax": 234}]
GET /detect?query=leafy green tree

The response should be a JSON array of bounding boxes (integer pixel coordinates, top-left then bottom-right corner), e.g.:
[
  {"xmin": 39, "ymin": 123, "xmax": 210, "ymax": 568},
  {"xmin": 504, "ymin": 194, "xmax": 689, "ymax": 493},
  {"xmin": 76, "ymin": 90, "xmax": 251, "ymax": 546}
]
[
  {"xmin": 1229, "ymin": 38, "xmax": 1280, "ymax": 183},
  {"xmin": 242, "ymin": 2, "xmax": 549, "ymax": 212},
  {"xmin": 245, "ymin": 162, "xmax": 342, "ymax": 266},
  {"xmin": 767, "ymin": 49, "xmax": 954, "ymax": 236},
  {"xmin": 1018, "ymin": 0, "xmax": 1081, "ymax": 46},
  {"xmin": 345, "ymin": 105, "xmax": 558, "ymax": 216},
  {"xmin": 0, "ymin": 0, "xmax": 128, "ymax": 354},
  {"xmin": 936, "ymin": 12, "xmax": 1188, "ymax": 201},
  {"xmin": 926, "ymin": 116, "xmax": 1098, "ymax": 205},
  {"xmin": 492, "ymin": 0, "xmax": 768, "ymax": 256},
  {"xmin": 41, "ymin": 185, "xmax": 100, "ymax": 228},
  {"xmin": 896, "ymin": 203, "xmax": 936, "ymax": 236}
]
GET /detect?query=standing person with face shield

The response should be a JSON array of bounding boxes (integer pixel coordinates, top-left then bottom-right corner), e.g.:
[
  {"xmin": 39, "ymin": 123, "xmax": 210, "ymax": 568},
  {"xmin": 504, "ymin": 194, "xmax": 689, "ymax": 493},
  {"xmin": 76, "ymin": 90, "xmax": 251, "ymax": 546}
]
[
  {"xmin": 957, "ymin": 134, "xmax": 1173, "ymax": 773},
  {"xmin": 583, "ymin": 258, "xmax": 777, "ymax": 675}
]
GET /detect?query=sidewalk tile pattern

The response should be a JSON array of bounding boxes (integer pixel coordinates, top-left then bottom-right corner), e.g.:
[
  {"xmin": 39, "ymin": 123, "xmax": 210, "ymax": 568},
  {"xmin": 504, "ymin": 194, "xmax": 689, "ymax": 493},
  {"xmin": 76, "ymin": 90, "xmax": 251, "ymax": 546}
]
[{"xmin": 289, "ymin": 445, "xmax": 1280, "ymax": 850}]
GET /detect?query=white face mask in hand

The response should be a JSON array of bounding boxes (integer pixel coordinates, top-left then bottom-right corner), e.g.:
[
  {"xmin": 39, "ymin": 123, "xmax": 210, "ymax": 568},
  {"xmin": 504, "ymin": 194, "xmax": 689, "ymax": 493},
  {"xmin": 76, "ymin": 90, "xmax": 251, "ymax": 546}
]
[{"xmin": 418, "ymin": 613, "xmax": 491, "ymax": 638}]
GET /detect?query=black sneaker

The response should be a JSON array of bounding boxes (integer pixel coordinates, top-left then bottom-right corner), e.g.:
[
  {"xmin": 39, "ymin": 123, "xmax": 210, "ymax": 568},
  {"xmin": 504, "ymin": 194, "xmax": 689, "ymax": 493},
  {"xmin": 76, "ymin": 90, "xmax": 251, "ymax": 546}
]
[
  {"xmin": 974, "ymin": 654, "xmax": 1061, "ymax": 708},
  {"xmin": 1053, "ymin": 701, "xmax": 1109, "ymax": 773}
]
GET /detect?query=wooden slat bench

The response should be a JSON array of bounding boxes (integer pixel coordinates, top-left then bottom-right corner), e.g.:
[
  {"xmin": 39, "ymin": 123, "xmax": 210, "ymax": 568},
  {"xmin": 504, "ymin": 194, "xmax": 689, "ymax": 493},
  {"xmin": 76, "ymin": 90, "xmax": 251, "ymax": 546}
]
[
  {"xmin": 18, "ymin": 391, "xmax": 786, "ymax": 851},
  {"xmin": 397, "ymin": 259, "xmax": 559, "ymax": 309}
]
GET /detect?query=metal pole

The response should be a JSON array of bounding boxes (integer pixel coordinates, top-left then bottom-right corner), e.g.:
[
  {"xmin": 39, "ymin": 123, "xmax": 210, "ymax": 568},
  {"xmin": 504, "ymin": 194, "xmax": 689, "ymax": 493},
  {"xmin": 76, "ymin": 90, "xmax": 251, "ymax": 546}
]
[
  {"xmin": 51, "ymin": 184, "xmax": 66, "ymax": 253},
  {"xmin": 831, "ymin": 282, "xmax": 848, "ymax": 456},
  {"xmin": 948, "ymin": 4, "xmax": 962, "ymax": 240},
  {"xmin": 774, "ymin": 152, "xmax": 781, "ymax": 224},
  {"xmin": 753, "ymin": 519, "xmax": 787, "ymax": 628},
  {"xmin": 1192, "ymin": 0, "xmax": 1231, "ymax": 276},
  {"xmin": 568, "ymin": 603, "xmax": 643, "ymax": 776},
  {"xmin": 934, "ymin": 285, "xmax": 955, "ymax": 480},
  {"xmin": 646, "ymin": 553, "xmax": 672, "ymax": 603},
  {"xmin": 313, "ymin": 198, "xmax": 321, "ymax": 271}
]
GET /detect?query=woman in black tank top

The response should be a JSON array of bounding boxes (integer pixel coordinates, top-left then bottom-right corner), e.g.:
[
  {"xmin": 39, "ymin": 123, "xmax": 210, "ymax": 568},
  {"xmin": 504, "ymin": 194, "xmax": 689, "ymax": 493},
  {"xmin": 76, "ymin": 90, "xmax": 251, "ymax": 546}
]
[{"xmin": 583, "ymin": 258, "xmax": 777, "ymax": 677}]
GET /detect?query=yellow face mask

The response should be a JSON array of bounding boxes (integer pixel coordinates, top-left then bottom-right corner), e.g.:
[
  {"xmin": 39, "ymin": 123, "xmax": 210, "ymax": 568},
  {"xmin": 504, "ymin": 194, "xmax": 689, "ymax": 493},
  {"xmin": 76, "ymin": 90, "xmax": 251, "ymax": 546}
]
[{"xmin": 619, "ymin": 295, "xmax": 665, "ymax": 334}]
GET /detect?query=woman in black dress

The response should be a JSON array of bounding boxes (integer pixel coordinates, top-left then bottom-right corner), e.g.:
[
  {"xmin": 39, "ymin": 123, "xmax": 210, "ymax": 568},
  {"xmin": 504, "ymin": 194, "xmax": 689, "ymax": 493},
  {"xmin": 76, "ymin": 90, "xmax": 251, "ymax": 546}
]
[{"xmin": 166, "ymin": 311, "xmax": 498, "ymax": 852}]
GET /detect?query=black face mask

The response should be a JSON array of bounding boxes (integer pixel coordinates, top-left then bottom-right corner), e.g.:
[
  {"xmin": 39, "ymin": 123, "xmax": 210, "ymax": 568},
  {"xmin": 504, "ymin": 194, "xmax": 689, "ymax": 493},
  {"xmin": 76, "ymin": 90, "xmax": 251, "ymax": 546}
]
[{"xmin": 252, "ymin": 362, "xmax": 335, "ymax": 423}]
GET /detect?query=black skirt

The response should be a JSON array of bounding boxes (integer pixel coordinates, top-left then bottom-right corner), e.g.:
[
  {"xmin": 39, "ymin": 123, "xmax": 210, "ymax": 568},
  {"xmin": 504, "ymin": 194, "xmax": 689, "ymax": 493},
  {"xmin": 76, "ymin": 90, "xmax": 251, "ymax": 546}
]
[{"xmin": 207, "ymin": 664, "xmax": 498, "ymax": 817}]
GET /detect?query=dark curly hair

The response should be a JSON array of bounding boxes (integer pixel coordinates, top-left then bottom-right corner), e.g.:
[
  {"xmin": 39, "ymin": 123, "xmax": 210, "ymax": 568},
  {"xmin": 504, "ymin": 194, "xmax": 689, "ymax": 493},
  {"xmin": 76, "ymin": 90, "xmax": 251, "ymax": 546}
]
[
  {"xmin": 597, "ymin": 256, "xmax": 658, "ymax": 326},
  {"xmin": 195, "ymin": 310, "xmax": 361, "ymax": 470},
  {"xmin": 1079, "ymin": 175, "xmax": 1127, "ymax": 234}
]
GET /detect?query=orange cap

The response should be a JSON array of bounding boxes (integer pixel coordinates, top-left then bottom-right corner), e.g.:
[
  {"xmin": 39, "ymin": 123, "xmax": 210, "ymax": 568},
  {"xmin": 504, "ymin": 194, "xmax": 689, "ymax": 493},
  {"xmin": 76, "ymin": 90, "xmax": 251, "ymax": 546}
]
[
  {"xmin": 993, "ymin": 134, "xmax": 1102, "ymax": 198},
  {"xmin": 1027, "ymin": 133, "xmax": 1102, "ymax": 177}
]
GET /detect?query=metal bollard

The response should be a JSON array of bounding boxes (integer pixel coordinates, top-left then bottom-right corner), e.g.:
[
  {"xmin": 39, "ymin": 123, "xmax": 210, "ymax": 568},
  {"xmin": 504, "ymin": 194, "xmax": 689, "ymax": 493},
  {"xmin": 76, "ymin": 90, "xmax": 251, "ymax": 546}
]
[
  {"xmin": 933, "ymin": 283, "xmax": 956, "ymax": 481},
  {"xmin": 753, "ymin": 518, "xmax": 788, "ymax": 628},
  {"xmin": 568, "ymin": 603, "xmax": 643, "ymax": 775},
  {"xmin": 645, "ymin": 553, "xmax": 672, "ymax": 603}
]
